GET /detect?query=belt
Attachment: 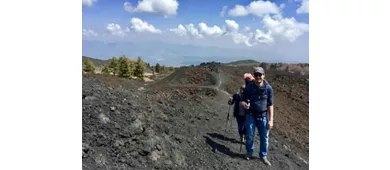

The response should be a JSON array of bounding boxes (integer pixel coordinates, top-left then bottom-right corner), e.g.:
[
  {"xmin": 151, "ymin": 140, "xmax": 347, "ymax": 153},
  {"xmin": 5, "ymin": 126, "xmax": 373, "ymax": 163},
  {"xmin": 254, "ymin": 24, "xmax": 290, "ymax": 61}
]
[{"xmin": 249, "ymin": 110, "xmax": 267, "ymax": 117}]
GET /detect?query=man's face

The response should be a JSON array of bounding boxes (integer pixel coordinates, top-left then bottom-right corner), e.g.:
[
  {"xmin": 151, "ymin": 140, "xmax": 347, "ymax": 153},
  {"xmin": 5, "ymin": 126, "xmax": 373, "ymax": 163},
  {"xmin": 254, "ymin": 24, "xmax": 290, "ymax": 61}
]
[{"xmin": 253, "ymin": 72, "xmax": 264, "ymax": 82}]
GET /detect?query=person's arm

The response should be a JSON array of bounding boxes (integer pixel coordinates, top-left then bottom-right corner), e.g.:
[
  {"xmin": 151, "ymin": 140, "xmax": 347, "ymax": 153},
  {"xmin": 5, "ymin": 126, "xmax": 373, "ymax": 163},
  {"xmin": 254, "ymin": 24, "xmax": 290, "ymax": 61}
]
[
  {"xmin": 244, "ymin": 74, "xmax": 254, "ymax": 86},
  {"xmin": 228, "ymin": 94, "xmax": 236, "ymax": 105},
  {"xmin": 267, "ymin": 86, "xmax": 274, "ymax": 122},
  {"xmin": 245, "ymin": 79, "xmax": 251, "ymax": 86},
  {"xmin": 241, "ymin": 85, "xmax": 249, "ymax": 102},
  {"xmin": 241, "ymin": 83, "xmax": 251, "ymax": 109}
]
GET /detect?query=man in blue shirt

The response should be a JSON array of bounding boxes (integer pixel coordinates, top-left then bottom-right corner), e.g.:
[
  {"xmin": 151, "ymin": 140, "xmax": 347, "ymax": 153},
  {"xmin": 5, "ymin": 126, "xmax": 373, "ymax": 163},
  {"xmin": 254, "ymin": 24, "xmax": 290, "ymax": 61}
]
[{"xmin": 241, "ymin": 67, "xmax": 274, "ymax": 166}]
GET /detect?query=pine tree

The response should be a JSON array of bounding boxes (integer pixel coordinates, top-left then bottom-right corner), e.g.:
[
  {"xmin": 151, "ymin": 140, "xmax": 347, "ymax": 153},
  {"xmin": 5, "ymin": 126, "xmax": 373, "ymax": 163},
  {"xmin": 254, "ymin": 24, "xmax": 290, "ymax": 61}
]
[
  {"xmin": 102, "ymin": 65, "xmax": 110, "ymax": 74},
  {"xmin": 83, "ymin": 58, "xmax": 95, "ymax": 73},
  {"xmin": 155, "ymin": 63, "xmax": 161, "ymax": 73},
  {"xmin": 118, "ymin": 57, "xmax": 131, "ymax": 79},
  {"xmin": 108, "ymin": 57, "xmax": 119, "ymax": 75},
  {"xmin": 128, "ymin": 59, "xmax": 136, "ymax": 78},
  {"xmin": 134, "ymin": 56, "xmax": 145, "ymax": 80},
  {"xmin": 151, "ymin": 66, "xmax": 155, "ymax": 75}
]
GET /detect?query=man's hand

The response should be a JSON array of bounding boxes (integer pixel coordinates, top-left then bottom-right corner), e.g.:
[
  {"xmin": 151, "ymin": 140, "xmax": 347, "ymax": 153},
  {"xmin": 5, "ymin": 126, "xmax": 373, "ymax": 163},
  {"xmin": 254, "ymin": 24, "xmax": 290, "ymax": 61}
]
[
  {"xmin": 267, "ymin": 120, "xmax": 273, "ymax": 129},
  {"xmin": 267, "ymin": 106, "xmax": 274, "ymax": 129},
  {"xmin": 241, "ymin": 101, "xmax": 250, "ymax": 109},
  {"xmin": 244, "ymin": 73, "xmax": 254, "ymax": 81}
]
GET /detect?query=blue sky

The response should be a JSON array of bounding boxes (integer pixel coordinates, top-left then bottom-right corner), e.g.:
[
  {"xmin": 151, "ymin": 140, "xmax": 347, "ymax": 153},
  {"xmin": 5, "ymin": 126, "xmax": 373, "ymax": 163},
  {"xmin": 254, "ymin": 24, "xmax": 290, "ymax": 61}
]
[{"xmin": 82, "ymin": 0, "xmax": 309, "ymax": 65}]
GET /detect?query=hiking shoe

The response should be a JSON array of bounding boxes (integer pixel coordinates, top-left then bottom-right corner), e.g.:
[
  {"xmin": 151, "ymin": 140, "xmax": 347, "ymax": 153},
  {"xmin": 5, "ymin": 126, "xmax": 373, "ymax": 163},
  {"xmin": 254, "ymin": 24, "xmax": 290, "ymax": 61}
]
[
  {"xmin": 245, "ymin": 156, "xmax": 250, "ymax": 160},
  {"xmin": 262, "ymin": 157, "xmax": 271, "ymax": 166}
]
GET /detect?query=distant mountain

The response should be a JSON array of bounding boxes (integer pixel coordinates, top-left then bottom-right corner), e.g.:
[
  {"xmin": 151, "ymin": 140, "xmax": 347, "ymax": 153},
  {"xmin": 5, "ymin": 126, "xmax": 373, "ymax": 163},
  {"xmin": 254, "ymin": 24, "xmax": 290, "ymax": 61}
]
[
  {"xmin": 82, "ymin": 40, "xmax": 309, "ymax": 66},
  {"xmin": 82, "ymin": 40, "xmax": 276, "ymax": 67},
  {"xmin": 228, "ymin": 60, "xmax": 260, "ymax": 65}
]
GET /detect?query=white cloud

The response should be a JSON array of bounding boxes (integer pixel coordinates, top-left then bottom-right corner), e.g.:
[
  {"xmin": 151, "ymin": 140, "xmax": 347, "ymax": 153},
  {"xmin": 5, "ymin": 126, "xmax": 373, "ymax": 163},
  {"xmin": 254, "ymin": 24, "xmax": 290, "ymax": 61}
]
[
  {"xmin": 124, "ymin": 2, "xmax": 133, "ymax": 12},
  {"xmin": 296, "ymin": 0, "xmax": 309, "ymax": 14},
  {"xmin": 170, "ymin": 24, "xmax": 187, "ymax": 36},
  {"xmin": 280, "ymin": 3, "xmax": 286, "ymax": 9},
  {"xmin": 220, "ymin": 6, "xmax": 228, "ymax": 17},
  {"xmin": 225, "ymin": 14, "xmax": 309, "ymax": 47},
  {"xmin": 198, "ymin": 22, "xmax": 223, "ymax": 37},
  {"xmin": 82, "ymin": 0, "xmax": 97, "ymax": 7},
  {"xmin": 230, "ymin": 29, "xmax": 274, "ymax": 47},
  {"xmin": 228, "ymin": 5, "xmax": 248, "ymax": 17},
  {"xmin": 254, "ymin": 29, "xmax": 274, "ymax": 44},
  {"xmin": 106, "ymin": 24, "xmax": 126, "ymax": 37},
  {"xmin": 170, "ymin": 24, "xmax": 204, "ymax": 39},
  {"xmin": 124, "ymin": 0, "xmax": 179, "ymax": 17},
  {"xmin": 227, "ymin": 14, "xmax": 308, "ymax": 46},
  {"xmin": 168, "ymin": 19, "xmax": 273, "ymax": 47},
  {"xmin": 247, "ymin": 0, "xmax": 280, "ymax": 17},
  {"xmin": 167, "ymin": 20, "xmax": 270, "ymax": 47},
  {"xmin": 130, "ymin": 18, "xmax": 162, "ymax": 34},
  {"xmin": 168, "ymin": 14, "xmax": 308, "ymax": 47},
  {"xmin": 82, "ymin": 29, "xmax": 98, "ymax": 37},
  {"xmin": 185, "ymin": 24, "xmax": 203, "ymax": 39},
  {"xmin": 228, "ymin": 0, "xmax": 280, "ymax": 17},
  {"xmin": 231, "ymin": 32, "xmax": 256, "ymax": 47},
  {"xmin": 224, "ymin": 20, "xmax": 239, "ymax": 33},
  {"xmin": 262, "ymin": 15, "xmax": 309, "ymax": 42}
]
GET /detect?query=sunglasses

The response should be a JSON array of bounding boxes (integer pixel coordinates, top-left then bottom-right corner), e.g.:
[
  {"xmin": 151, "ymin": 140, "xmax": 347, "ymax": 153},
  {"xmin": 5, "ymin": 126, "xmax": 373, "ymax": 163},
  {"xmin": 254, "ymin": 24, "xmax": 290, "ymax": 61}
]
[{"xmin": 253, "ymin": 73, "xmax": 263, "ymax": 77}]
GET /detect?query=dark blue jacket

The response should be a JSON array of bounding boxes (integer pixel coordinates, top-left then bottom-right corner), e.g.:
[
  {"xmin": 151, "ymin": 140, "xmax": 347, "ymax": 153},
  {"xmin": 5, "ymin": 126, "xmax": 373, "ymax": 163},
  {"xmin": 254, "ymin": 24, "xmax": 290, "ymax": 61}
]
[
  {"xmin": 241, "ymin": 80, "xmax": 273, "ymax": 114},
  {"xmin": 230, "ymin": 93, "xmax": 241, "ymax": 117}
]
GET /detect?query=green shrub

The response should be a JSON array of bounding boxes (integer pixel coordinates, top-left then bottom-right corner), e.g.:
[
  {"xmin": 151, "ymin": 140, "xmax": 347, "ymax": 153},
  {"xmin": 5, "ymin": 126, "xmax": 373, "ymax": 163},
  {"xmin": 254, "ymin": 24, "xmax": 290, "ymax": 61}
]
[{"xmin": 83, "ymin": 58, "xmax": 95, "ymax": 73}]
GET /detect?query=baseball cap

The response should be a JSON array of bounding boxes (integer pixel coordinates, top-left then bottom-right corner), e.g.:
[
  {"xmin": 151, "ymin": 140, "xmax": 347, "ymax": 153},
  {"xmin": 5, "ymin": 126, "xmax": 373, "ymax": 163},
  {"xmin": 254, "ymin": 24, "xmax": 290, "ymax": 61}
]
[{"xmin": 253, "ymin": 67, "xmax": 265, "ymax": 74}]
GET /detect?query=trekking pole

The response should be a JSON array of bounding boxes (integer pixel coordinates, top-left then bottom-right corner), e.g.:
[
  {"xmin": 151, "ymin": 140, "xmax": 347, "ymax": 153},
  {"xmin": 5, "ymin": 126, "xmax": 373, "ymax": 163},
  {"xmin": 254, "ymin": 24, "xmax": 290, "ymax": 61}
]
[
  {"xmin": 240, "ymin": 140, "xmax": 243, "ymax": 153},
  {"xmin": 225, "ymin": 105, "xmax": 231, "ymax": 140},
  {"xmin": 240, "ymin": 99, "xmax": 250, "ymax": 153},
  {"xmin": 239, "ymin": 122, "xmax": 243, "ymax": 153},
  {"xmin": 231, "ymin": 112, "xmax": 234, "ymax": 130}
]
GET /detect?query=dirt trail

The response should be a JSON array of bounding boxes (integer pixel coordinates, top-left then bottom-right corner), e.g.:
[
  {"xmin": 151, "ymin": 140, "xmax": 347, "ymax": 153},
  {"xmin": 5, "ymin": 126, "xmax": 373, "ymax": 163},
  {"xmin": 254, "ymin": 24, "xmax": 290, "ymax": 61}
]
[
  {"xmin": 167, "ymin": 72, "xmax": 230, "ymax": 97},
  {"xmin": 215, "ymin": 73, "xmax": 231, "ymax": 97}
]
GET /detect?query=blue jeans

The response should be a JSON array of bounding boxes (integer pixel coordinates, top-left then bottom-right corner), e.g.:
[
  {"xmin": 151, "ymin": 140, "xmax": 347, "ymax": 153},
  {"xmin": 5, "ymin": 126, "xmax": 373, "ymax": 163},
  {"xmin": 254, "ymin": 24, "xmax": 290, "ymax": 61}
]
[
  {"xmin": 245, "ymin": 113, "xmax": 269, "ymax": 158},
  {"xmin": 235, "ymin": 115, "xmax": 246, "ymax": 137}
]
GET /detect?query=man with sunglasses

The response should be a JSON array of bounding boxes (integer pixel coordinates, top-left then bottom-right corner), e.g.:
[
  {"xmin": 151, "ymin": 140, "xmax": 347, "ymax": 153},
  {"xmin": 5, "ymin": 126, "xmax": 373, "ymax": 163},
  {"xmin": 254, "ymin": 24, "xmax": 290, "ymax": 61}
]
[{"xmin": 241, "ymin": 67, "xmax": 274, "ymax": 166}]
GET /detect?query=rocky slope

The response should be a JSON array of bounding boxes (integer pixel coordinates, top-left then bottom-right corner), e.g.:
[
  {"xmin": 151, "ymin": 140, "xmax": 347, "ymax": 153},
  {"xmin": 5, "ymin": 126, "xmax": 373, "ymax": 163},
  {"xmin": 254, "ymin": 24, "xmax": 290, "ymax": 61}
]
[{"xmin": 82, "ymin": 63, "xmax": 309, "ymax": 170}]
